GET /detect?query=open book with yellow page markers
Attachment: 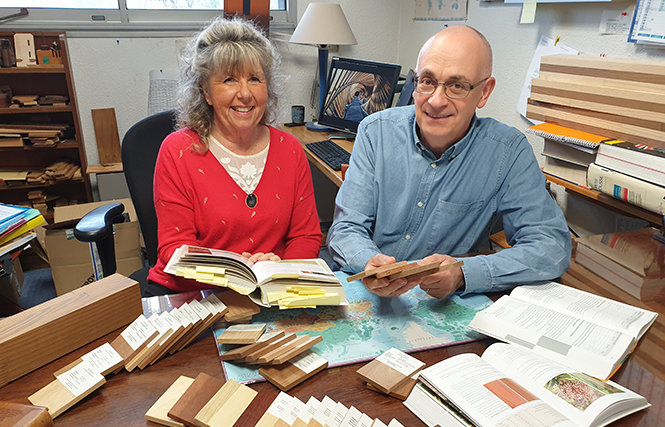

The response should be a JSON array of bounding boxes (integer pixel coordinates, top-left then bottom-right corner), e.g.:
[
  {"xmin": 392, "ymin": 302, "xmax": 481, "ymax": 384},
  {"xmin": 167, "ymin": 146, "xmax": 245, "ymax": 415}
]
[{"xmin": 164, "ymin": 245, "xmax": 347, "ymax": 308}]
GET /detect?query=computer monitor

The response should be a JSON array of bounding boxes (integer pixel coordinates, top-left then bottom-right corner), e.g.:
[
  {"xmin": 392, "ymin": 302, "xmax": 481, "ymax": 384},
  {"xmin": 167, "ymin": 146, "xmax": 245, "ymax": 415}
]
[{"xmin": 317, "ymin": 57, "xmax": 402, "ymax": 135}]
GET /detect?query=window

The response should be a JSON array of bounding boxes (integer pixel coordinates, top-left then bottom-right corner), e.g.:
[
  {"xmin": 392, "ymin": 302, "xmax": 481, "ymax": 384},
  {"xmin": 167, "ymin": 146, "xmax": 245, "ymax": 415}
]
[{"xmin": 0, "ymin": 0, "xmax": 295, "ymax": 35}]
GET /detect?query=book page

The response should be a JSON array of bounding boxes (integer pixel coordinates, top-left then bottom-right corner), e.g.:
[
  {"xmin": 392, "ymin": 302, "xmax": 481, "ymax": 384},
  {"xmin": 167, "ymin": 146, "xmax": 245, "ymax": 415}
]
[
  {"xmin": 468, "ymin": 296, "xmax": 634, "ymax": 380},
  {"xmin": 252, "ymin": 258, "xmax": 338, "ymax": 285},
  {"xmin": 419, "ymin": 353, "xmax": 577, "ymax": 427},
  {"xmin": 482, "ymin": 343, "xmax": 649, "ymax": 427},
  {"xmin": 510, "ymin": 282, "xmax": 657, "ymax": 340}
]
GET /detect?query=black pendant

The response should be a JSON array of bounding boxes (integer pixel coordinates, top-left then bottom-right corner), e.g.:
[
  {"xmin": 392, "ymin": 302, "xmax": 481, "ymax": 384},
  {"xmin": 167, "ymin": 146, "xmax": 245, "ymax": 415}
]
[{"xmin": 246, "ymin": 193, "xmax": 258, "ymax": 208}]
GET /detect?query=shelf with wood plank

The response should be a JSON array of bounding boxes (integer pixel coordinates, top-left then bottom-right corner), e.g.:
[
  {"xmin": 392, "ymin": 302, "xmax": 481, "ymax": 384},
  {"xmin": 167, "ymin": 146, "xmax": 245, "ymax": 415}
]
[
  {"xmin": 0, "ymin": 140, "xmax": 80, "ymax": 151},
  {"xmin": 0, "ymin": 178, "xmax": 85, "ymax": 191},
  {"xmin": 0, "ymin": 65, "xmax": 65, "ymax": 74},
  {"xmin": 0, "ymin": 105, "xmax": 73, "ymax": 114},
  {"xmin": 544, "ymin": 171, "xmax": 661, "ymax": 227}
]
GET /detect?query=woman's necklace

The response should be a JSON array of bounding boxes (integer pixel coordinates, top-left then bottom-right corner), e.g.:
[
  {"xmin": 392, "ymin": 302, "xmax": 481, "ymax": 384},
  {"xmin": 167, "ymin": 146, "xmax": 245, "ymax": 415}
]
[{"xmin": 245, "ymin": 193, "xmax": 258, "ymax": 208}]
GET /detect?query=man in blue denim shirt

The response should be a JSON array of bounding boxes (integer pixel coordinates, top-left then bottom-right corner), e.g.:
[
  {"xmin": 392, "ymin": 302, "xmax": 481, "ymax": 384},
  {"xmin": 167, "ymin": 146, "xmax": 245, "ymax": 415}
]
[{"xmin": 327, "ymin": 26, "xmax": 571, "ymax": 299}]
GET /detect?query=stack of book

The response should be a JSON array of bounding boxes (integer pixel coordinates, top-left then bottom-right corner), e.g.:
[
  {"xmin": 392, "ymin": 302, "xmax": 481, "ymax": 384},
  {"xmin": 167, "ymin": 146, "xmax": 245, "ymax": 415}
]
[
  {"xmin": 526, "ymin": 122, "xmax": 607, "ymax": 186},
  {"xmin": 0, "ymin": 203, "xmax": 45, "ymax": 256},
  {"xmin": 575, "ymin": 227, "xmax": 665, "ymax": 300},
  {"xmin": 588, "ymin": 141, "xmax": 665, "ymax": 216},
  {"xmin": 405, "ymin": 282, "xmax": 657, "ymax": 427}
]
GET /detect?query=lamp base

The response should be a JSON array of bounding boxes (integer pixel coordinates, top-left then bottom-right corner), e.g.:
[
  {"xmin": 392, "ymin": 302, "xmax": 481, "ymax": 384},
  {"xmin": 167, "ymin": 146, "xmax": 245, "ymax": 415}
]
[{"xmin": 306, "ymin": 122, "xmax": 335, "ymax": 132}]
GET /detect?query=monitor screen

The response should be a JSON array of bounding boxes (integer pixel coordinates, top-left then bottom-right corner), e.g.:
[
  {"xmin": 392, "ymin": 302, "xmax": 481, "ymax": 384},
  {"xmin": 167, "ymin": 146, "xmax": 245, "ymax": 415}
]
[{"xmin": 318, "ymin": 57, "xmax": 402, "ymax": 135}]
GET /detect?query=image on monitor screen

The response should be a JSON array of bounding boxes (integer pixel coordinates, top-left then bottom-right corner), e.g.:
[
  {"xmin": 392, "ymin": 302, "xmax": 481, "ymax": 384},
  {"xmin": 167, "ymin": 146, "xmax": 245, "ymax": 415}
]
[{"xmin": 318, "ymin": 57, "xmax": 402, "ymax": 135}]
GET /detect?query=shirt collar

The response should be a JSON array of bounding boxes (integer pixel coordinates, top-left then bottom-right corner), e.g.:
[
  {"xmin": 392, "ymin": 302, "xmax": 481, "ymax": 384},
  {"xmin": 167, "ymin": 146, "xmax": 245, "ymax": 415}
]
[{"xmin": 413, "ymin": 114, "xmax": 478, "ymax": 161}]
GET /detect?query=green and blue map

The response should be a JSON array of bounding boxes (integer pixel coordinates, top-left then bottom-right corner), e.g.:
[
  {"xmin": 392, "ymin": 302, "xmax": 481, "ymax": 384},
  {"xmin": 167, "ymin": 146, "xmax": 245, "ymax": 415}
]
[{"xmin": 215, "ymin": 272, "xmax": 492, "ymax": 384}]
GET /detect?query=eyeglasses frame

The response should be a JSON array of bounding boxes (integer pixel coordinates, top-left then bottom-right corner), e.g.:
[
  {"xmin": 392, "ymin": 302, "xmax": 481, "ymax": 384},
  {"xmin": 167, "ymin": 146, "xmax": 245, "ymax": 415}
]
[{"xmin": 413, "ymin": 75, "xmax": 491, "ymax": 99}]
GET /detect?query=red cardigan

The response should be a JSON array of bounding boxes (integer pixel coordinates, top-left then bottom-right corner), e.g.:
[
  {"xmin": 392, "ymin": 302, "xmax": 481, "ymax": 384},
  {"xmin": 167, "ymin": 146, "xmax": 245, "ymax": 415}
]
[{"xmin": 147, "ymin": 126, "xmax": 322, "ymax": 292}]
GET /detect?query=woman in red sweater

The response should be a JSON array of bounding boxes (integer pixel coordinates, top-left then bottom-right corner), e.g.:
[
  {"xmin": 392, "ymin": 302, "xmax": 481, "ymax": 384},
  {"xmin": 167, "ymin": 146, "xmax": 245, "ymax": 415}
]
[{"xmin": 146, "ymin": 17, "xmax": 322, "ymax": 296}]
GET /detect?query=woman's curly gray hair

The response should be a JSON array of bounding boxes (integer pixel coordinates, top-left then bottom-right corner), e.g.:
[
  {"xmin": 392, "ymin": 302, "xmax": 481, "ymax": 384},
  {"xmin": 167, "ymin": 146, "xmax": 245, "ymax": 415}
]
[{"xmin": 177, "ymin": 16, "xmax": 283, "ymax": 152}]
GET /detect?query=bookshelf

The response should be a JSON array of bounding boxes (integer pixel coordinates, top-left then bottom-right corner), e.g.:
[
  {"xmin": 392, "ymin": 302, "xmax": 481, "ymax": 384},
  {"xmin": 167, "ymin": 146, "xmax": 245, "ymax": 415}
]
[
  {"xmin": 544, "ymin": 172, "xmax": 662, "ymax": 227},
  {"xmin": 0, "ymin": 31, "xmax": 93, "ymax": 222}
]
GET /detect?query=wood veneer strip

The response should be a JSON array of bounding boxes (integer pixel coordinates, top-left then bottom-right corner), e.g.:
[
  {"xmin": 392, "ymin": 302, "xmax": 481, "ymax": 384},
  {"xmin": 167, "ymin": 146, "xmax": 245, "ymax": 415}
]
[
  {"xmin": 271, "ymin": 335, "xmax": 323, "ymax": 365},
  {"xmin": 220, "ymin": 331, "xmax": 286, "ymax": 361},
  {"xmin": 168, "ymin": 372, "xmax": 226, "ymax": 427},
  {"xmin": 260, "ymin": 350, "xmax": 328, "ymax": 391},
  {"xmin": 145, "ymin": 376, "xmax": 195, "ymax": 427},
  {"xmin": 346, "ymin": 261, "xmax": 409, "ymax": 282},
  {"xmin": 230, "ymin": 389, "xmax": 280, "ymax": 427},
  {"xmin": 217, "ymin": 290, "xmax": 261, "ymax": 322},
  {"xmin": 217, "ymin": 323, "xmax": 267, "ymax": 345}
]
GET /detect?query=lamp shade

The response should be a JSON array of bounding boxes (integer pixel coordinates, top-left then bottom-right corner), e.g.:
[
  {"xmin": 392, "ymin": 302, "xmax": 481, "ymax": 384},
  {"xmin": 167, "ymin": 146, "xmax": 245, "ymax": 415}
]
[{"xmin": 289, "ymin": 3, "xmax": 357, "ymax": 47}]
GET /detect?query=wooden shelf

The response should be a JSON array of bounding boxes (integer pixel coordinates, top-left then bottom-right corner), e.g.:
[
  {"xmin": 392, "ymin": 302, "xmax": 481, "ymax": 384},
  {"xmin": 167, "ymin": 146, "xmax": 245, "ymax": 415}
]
[
  {"xmin": 544, "ymin": 172, "xmax": 662, "ymax": 226},
  {"xmin": 0, "ymin": 178, "xmax": 85, "ymax": 191},
  {"xmin": 0, "ymin": 105, "xmax": 72, "ymax": 114},
  {"xmin": 0, "ymin": 140, "xmax": 79, "ymax": 151},
  {"xmin": 0, "ymin": 65, "xmax": 65, "ymax": 74}
]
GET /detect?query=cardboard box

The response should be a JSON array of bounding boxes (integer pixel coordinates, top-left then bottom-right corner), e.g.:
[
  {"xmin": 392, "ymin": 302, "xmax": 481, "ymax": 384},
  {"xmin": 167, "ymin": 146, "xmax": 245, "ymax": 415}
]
[{"xmin": 45, "ymin": 198, "xmax": 144, "ymax": 296}]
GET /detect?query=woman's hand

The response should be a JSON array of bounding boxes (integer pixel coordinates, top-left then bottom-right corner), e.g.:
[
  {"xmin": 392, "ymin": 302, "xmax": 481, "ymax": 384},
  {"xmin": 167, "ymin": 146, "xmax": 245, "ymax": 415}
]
[{"xmin": 242, "ymin": 252, "xmax": 281, "ymax": 262}]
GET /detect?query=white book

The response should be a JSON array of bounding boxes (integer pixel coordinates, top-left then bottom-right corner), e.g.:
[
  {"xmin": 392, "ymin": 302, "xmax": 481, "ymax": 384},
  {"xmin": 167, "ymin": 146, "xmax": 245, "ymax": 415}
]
[
  {"xmin": 596, "ymin": 141, "xmax": 665, "ymax": 187},
  {"xmin": 542, "ymin": 157, "xmax": 589, "ymax": 187},
  {"xmin": 468, "ymin": 282, "xmax": 657, "ymax": 380},
  {"xmin": 418, "ymin": 342, "xmax": 649, "ymax": 427}
]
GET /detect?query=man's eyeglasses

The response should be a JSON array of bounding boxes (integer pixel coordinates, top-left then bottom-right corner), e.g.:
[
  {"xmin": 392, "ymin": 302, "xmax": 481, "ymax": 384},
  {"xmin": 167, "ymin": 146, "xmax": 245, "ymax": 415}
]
[{"xmin": 413, "ymin": 75, "xmax": 490, "ymax": 99}]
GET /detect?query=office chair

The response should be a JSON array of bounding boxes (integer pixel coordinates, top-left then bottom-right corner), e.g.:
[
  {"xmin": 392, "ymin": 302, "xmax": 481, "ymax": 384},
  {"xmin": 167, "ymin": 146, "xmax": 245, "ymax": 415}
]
[{"xmin": 74, "ymin": 110, "xmax": 177, "ymax": 294}]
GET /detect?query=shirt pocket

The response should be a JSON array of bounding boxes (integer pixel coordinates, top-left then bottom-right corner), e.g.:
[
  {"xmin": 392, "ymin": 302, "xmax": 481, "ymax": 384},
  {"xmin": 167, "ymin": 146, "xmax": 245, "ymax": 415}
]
[{"xmin": 427, "ymin": 198, "xmax": 485, "ymax": 253}]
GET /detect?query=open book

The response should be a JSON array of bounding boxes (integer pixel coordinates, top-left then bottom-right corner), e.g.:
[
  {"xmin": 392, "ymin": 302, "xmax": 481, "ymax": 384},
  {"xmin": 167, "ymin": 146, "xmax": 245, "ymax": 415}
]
[
  {"xmin": 164, "ymin": 245, "xmax": 347, "ymax": 308},
  {"xmin": 410, "ymin": 342, "xmax": 649, "ymax": 427},
  {"xmin": 468, "ymin": 282, "xmax": 657, "ymax": 380}
]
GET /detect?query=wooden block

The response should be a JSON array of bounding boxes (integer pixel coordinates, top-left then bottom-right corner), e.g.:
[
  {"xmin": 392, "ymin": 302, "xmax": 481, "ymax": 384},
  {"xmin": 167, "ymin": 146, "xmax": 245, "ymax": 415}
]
[
  {"xmin": 346, "ymin": 261, "xmax": 409, "ymax": 282},
  {"xmin": 526, "ymin": 101, "xmax": 665, "ymax": 151},
  {"xmin": 539, "ymin": 54, "xmax": 665, "ymax": 85},
  {"xmin": 175, "ymin": 298, "xmax": 221, "ymax": 352},
  {"xmin": 147, "ymin": 310, "xmax": 187, "ymax": 366},
  {"xmin": 537, "ymin": 70, "xmax": 665, "ymax": 96},
  {"xmin": 230, "ymin": 389, "xmax": 280, "ymax": 427},
  {"xmin": 136, "ymin": 312, "xmax": 176, "ymax": 370},
  {"xmin": 91, "ymin": 108, "xmax": 122, "ymax": 165},
  {"xmin": 145, "ymin": 376, "xmax": 196, "ymax": 427},
  {"xmin": 365, "ymin": 372, "xmax": 418, "ymax": 400},
  {"xmin": 374, "ymin": 263, "xmax": 417, "ymax": 279},
  {"xmin": 166, "ymin": 305, "xmax": 198, "ymax": 356},
  {"xmin": 0, "ymin": 273, "xmax": 141, "ymax": 388},
  {"xmin": 194, "ymin": 380, "xmax": 257, "ymax": 427},
  {"xmin": 324, "ymin": 402, "xmax": 348, "ymax": 427},
  {"xmin": 0, "ymin": 401, "xmax": 53, "ymax": 427},
  {"xmin": 244, "ymin": 334, "xmax": 298, "ymax": 364},
  {"xmin": 257, "ymin": 335, "xmax": 311, "ymax": 364},
  {"xmin": 387, "ymin": 262, "xmax": 439, "ymax": 281},
  {"xmin": 307, "ymin": 396, "xmax": 337, "ymax": 427},
  {"xmin": 217, "ymin": 323, "xmax": 267, "ymax": 345},
  {"xmin": 53, "ymin": 342, "xmax": 124, "ymax": 377},
  {"xmin": 220, "ymin": 331, "xmax": 286, "ymax": 361},
  {"xmin": 254, "ymin": 392, "xmax": 295, "ymax": 427},
  {"xmin": 168, "ymin": 372, "xmax": 226, "ymax": 427},
  {"xmin": 356, "ymin": 348, "xmax": 424, "ymax": 395},
  {"xmin": 270, "ymin": 335, "xmax": 323, "ymax": 365},
  {"xmin": 260, "ymin": 350, "xmax": 328, "ymax": 391},
  {"xmin": 109, "ymin": 313, "xmax": 159, "ymax": 368},
  {"xmin": 216, "ymin": 290, "xmax": 261, "ymax": 322},
  {"xmin": 391, "ymin": 260, "xmax": 464, "ymax": 281},
  {"xmin": 28, "ymin": 361, "xmax": 106, "ymax": 418},
  {"xmin": 169, "ymin": 303, "xmax": 204, "ymax": 355}
]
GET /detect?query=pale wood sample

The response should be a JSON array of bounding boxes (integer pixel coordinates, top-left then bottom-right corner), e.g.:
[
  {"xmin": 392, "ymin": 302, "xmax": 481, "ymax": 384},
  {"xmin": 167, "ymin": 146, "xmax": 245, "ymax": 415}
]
[
  {"xmin": 28, "ymin": 363, "xmax": 106, "ymax": 418},
  {"xmin": 53, "ymin": 342, "xmax": 124, "ymax": 377},
  {"xmin": 270, "ymin": 335, "xmax": 323, "ymax": 365},
  {"xmin": 194, "ymin": 379, "xmax": 257, "ymax": 427},
  {"xmin": 175, "ymin": 298, "xmax": 222, "ymax": 352},
  {"xmin": 230, "ymin": 388, "xmax": 280, "ymax": 427},
  {"xmin": 257, "ymin": 335, "xmax": 312, "ymax": 364},
  {"xmin": 346, "ymin": 261, "xmax": 409, "ymax": 282},
  {"xmin": 244, "ymin": 334, "xmax": 298, "ymax": 364},
  {"xmin": 168, "ymin": 303, "xmax": 202, "ymax": 355},
  {"xmin": 356, "ymin": 348, "xmax": 424, "ymax": 395},
  {"xmin": 125, "ymin": 313, "xmax": 173, "ymax": 372},
  {"xmin": 0, "ymin": 401, "xmax": 53, "ymax": 427},
  {"xmin": 366, "ymin": 373, "xmax": 418, "ymax": 400},
  {"xmin": 389, "ymin": 260, "xmax": 464, "ymax": 281},
  {"xmin": 0, "ymin": 273, "xmax": 141, "ymax": 388},
  {"xmin": 216, "ymin": 290, "xmax": 261, "ymax": 322},
  {"xmin": 260, "ymin": 350, "xmax": 328, "ymax": 391},
  {"xmin": 110, "ymin": 313, "xmax": 159, "ymax": 368},
  {"xmin": 220, "ymin": 331, "xmax": 286, "ymax": 361},
  {"xmin": 146, "ymin": 310, "xmax": 187, "ymax": 366},
  {"xmin": 145, "ymin": 376, "xmax": 195, "ymax": 427},
  {"xmin": 539, "ymin": 54, "xmax": 665, "ymax": 85},
  {"xmin": 168, "ymin": 372, "xmax": 226, "ymax": 427},
  {"xmin": 254, "ymin": 392, "xmax": 294, "ymax": 427},
  {"xmin": 217, "ymin": 323, "xmax": 267, "ymax": 345}
]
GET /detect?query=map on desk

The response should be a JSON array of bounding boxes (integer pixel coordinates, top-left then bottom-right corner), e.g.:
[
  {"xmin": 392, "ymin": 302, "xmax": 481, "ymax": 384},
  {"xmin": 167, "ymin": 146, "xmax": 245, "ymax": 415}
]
[{"xmin": 215, "ymin": 272, "xmax": 493, "ymax": 384}]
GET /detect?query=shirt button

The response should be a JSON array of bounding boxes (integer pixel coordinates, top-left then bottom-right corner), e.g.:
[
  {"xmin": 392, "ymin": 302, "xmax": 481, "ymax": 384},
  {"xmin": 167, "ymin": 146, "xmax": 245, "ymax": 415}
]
[
  {"xmin": 431, "ymin": 163, "xmax": 437, "ymax": 168},
  {"xmin": 417, "ymin": 202, "xmax": 423, "ymax": 207},
  {"xmin": 405, "ymin": 235, "xmax": 411, "ymax": 240}
]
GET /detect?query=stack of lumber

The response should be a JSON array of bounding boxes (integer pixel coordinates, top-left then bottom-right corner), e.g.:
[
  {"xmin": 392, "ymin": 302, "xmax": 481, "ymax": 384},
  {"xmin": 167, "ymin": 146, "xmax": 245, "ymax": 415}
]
[
  {"xmin": 45, "ymin": 159, "xmax": 80, "ymax": 181},
  {"xmin": 37, "ymin": 95, "xmax": 69, "ymax": 106},
  {"xmin": 526, "ymin": 54, "xmax": 665, "ymax": 151},
  {"xmin": 27, "ymin": 189, "xmax": 59, "ymax": 214},
  {"xmin": 0, "ymin": 123, "xmax": 68, "ymax": 147}
]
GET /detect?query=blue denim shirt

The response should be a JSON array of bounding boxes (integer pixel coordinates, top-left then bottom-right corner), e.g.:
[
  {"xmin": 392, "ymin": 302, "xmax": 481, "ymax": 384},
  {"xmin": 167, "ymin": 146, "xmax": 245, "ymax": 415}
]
[{"xmin": 327, "ymin": 106, "xmax": 571, "ymax": 294}]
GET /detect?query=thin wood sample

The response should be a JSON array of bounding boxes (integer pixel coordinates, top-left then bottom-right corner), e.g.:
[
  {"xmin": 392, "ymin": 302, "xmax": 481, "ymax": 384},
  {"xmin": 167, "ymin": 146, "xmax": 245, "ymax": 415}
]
[
  {"xmin": 53, "ymin": 342, "xmax": 125, "ymax": 377},
  {"xmin": 216, "ymin": 290, "xmax": 261, "ymax": 322},
  {"xmin": 356, "ymin": 348, "xmax": 424, "ymax": 395},
  {"xmin": 28, "ymin": 362, "xmax": 106, "ymax": 418},
  {"xmin": 539, "ymin": 54, "xmax": 665, "ymax": 86},
  {"xmin": 91, "ymin": 108, "xmax": 122, "ymax": 165},
  {"xmin": 217, "ymin": 323, "xmax": 267, "ymax": 345},
  {"xmin": 268, "ymin": 335, "xmax": 323, "ymax": 365},
  {"xmin": 257, "ymin": 335, "xmax": 312, "ymax": 365},
  {"xmin": 366, "ymin": 373, "xmax": 418, "ymax": 400},
  {"xmin": 244, "ymin": 334, "xmax": 298, "ymax": 364},
  {"xmin": 388, "ymin": 260, "xmax": 464, "ymax": 281},
  {"xmin": 220, "ymin": 331, "xmax": 286, "ymax": 362},
  {"xmin": 168, "ymin": 372, "xmax": 226, "ymax": 427},
  {"xmin": 109, "ymin": 313, "xmax": 159, "ymax": 368},
  {"xmin": 346, "ymin": 261, "xmax": 409, "ymax": 282},
  {"xmin": 145, "ymin": 376, "xmax": 195, "ymax": 427},
  {"xmin": 193, "ymin": 379, "xmax": 257, "ymax": 427},
  {"xmin": 0, "ymin": 273, "xmax": 141, "ymax": 388},
  {"xmin": 259, "ymin": 350, "xmax": 328, "ymax": 391},
  {"xmin": 0, "ymin": 401, "xmax": 53, "ymax": 427},
  {"xmin": 254, "ymin": 392, "xmax": 295, "ymax": 427},
  {"xmin": 230, "ymin": 388, "xmax": 280, "ymax": 427},
  {"xmin": 146, "ymin": 310, "xmax": 187, "ymax": 366}
]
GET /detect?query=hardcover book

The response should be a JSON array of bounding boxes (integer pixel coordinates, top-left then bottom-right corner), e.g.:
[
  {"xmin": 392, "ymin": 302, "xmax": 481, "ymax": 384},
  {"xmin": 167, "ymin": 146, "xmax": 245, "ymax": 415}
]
[{"xmin": 596, "ymin": 141, "xmax": 665, "ymax": 187}]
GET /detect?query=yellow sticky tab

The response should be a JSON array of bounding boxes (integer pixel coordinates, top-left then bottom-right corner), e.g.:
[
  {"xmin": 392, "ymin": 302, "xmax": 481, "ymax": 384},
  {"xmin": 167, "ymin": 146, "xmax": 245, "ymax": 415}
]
[
  {"xmin": 196, "ymin": 265, "xmax": 226, "ymax": 275},
  {"xmin": 271, "ymin": 273, "xmax": 300, "ymax": 279},
  {"xmin": 308, "ymin": 293, "xmax": 341, "ymax": 306}
]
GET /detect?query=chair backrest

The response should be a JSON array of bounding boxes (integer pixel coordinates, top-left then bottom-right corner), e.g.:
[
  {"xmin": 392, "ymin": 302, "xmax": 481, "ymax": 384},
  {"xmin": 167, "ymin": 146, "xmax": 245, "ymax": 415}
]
[{"xmin": 122, "ymin": 110, "xmax": 177, "ymax": 267}]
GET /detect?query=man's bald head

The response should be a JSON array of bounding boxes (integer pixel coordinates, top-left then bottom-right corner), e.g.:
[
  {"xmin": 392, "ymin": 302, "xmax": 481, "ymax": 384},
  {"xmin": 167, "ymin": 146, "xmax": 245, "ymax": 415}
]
[{"xmin": 417, "ymin": 26, "xmax": 493, "ymax": 78}]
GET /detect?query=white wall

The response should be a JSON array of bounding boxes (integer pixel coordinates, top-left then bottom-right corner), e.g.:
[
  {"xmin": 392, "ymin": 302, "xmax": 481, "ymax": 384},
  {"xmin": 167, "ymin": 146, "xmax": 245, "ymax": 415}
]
[{"xmin": 67, "ymin": 0, "xmax": 664, "ymax": 234}]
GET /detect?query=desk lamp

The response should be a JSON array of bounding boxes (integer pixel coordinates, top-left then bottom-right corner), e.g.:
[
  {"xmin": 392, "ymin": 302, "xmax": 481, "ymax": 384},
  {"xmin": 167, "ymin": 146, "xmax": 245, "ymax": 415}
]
[{"xmin": 289, "ymin": 3, "xmax": 357, "ymax": 131}]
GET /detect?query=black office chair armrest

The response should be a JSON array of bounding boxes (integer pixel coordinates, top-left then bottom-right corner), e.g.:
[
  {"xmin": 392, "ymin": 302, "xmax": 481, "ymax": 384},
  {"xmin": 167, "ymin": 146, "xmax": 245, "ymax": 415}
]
[{"xmin": 74, "ymin": 202, "xmax": 125, "ymax": 278}]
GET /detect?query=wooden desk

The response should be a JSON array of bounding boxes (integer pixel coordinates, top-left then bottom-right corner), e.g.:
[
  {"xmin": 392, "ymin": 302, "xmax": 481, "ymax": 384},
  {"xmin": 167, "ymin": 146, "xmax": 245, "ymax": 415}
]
[
  {"xmin": 0, "ymin": 265, "xmax": 663, "ymax": 426},
  {"xmin": 278, "ymin": 124, "xmax": 352, "ymax": 188}
]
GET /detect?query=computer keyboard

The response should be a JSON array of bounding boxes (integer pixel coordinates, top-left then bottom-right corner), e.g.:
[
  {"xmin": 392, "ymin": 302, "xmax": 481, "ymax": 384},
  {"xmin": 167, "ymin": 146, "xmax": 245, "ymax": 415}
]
[{"xmin": 305, "ymin": 140, "xmax": 351, "ymax": 171}]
